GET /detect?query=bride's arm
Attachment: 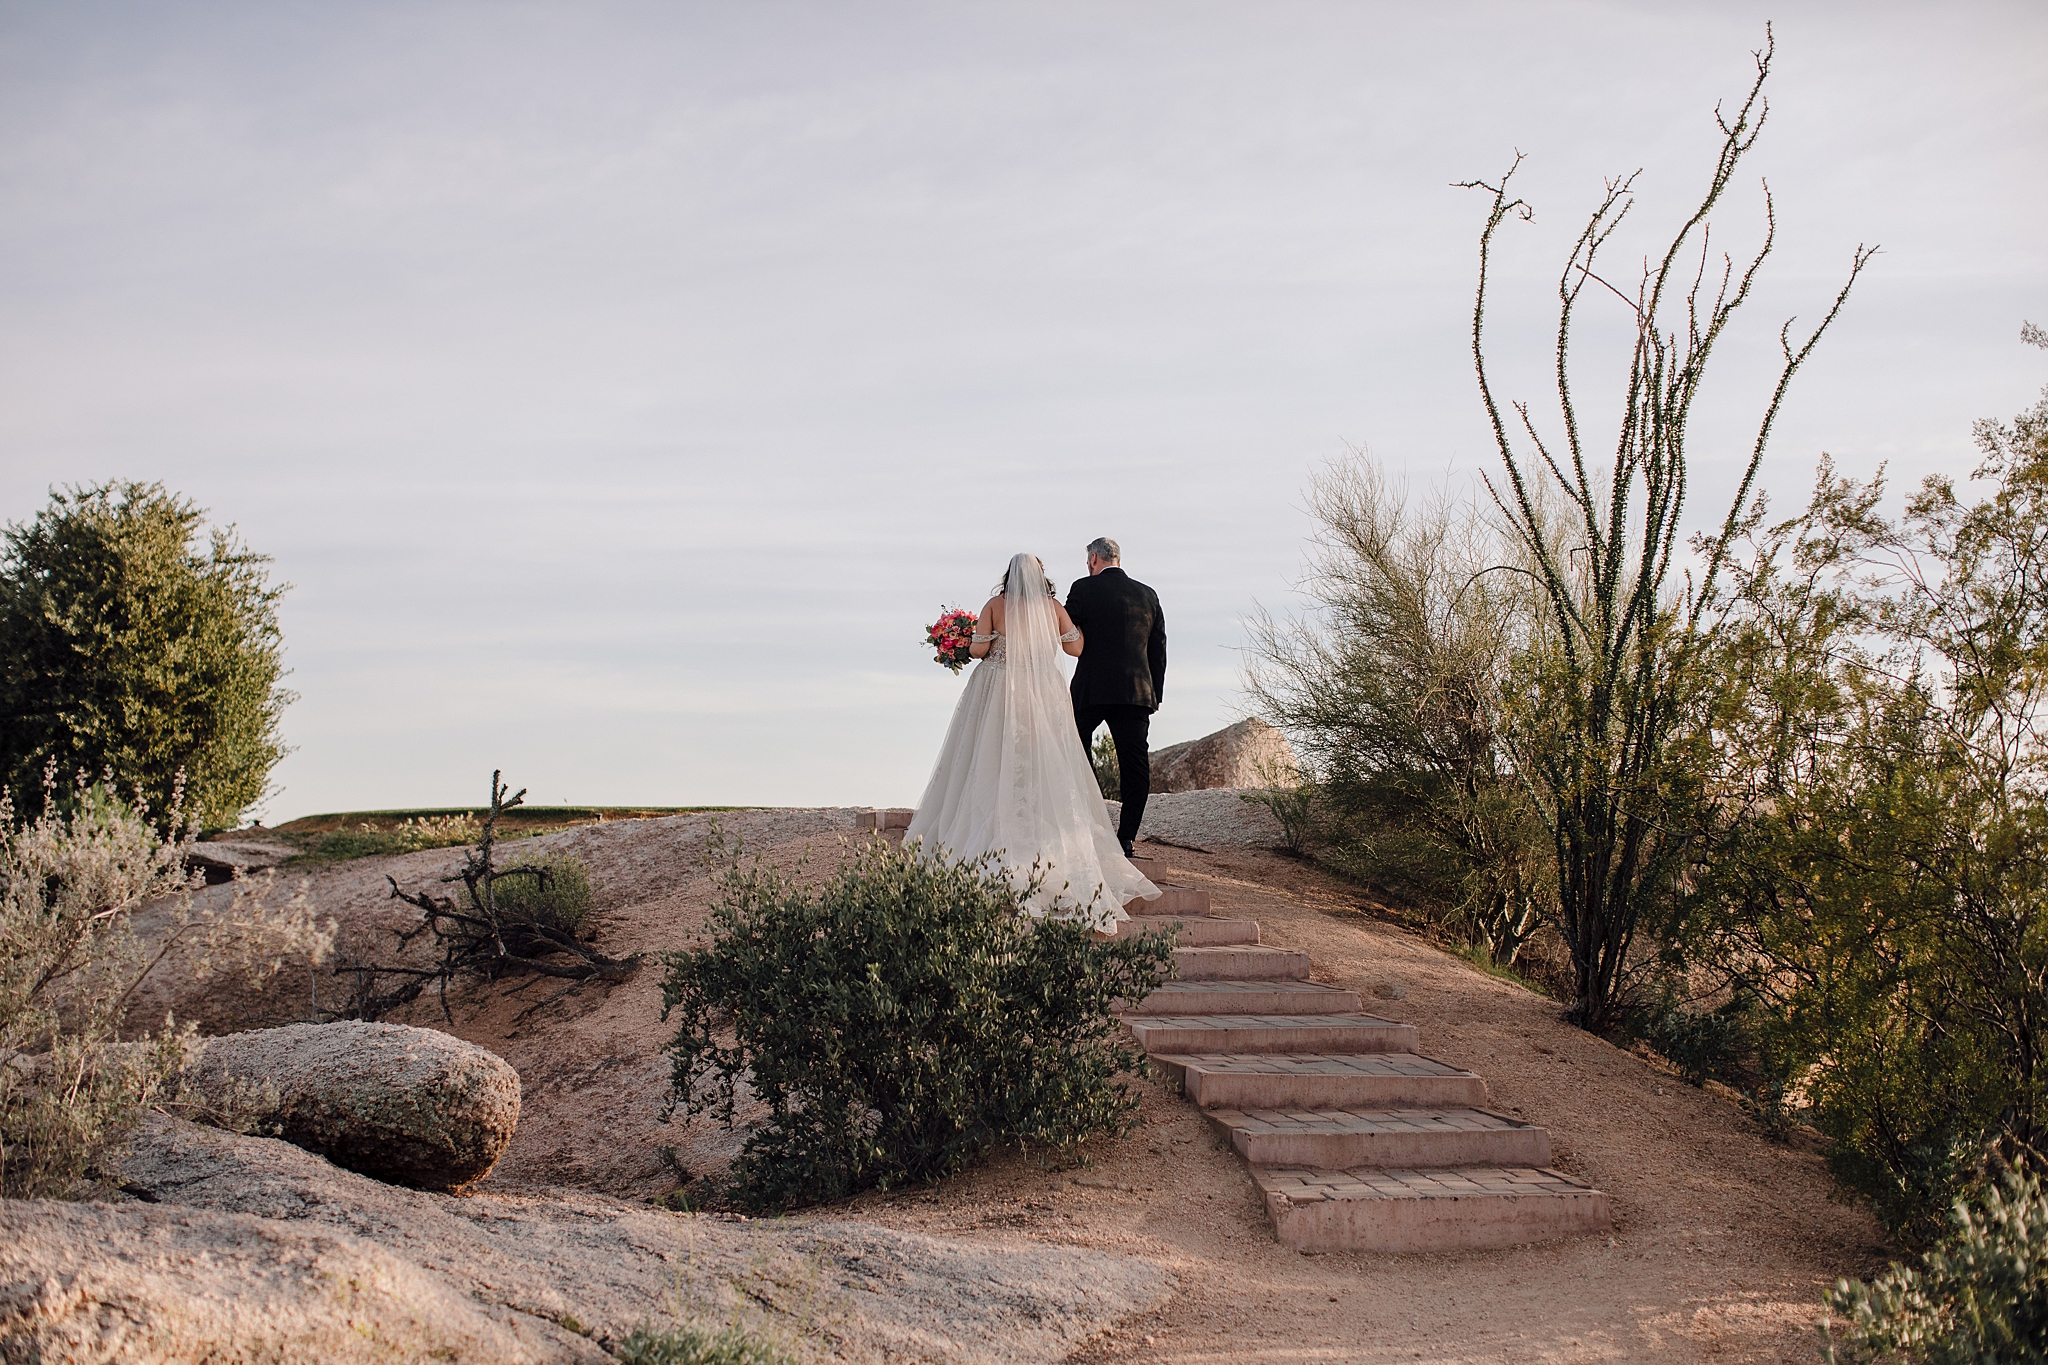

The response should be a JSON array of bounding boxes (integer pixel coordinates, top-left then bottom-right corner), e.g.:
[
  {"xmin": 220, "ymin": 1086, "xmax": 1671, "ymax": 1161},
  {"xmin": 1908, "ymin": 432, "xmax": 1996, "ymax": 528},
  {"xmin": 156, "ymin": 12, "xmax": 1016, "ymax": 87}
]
[
  {"xmin": 1053, "ymin": 602, "xmax": 1084, "ymax": 657},
  {"xmin": 968, "ymin": 597, "xmax": 1003, "ymax": 658}
]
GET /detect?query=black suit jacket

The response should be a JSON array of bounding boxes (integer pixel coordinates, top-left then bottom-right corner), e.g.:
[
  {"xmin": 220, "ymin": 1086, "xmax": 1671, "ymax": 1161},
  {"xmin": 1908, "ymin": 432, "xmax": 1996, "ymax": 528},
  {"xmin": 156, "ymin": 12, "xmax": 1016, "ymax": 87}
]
[{"xmin": 1065, "ymin": 567, "xmax": 1166, "ymax": 712}]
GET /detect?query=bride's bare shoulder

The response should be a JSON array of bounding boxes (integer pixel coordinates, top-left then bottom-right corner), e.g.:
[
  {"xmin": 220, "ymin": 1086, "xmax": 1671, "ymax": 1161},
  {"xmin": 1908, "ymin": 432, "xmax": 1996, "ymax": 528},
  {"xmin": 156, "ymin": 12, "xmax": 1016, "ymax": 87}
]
[{"xmin": 982, "ymin": 596, "xmax": 1005, "ymax": 624}]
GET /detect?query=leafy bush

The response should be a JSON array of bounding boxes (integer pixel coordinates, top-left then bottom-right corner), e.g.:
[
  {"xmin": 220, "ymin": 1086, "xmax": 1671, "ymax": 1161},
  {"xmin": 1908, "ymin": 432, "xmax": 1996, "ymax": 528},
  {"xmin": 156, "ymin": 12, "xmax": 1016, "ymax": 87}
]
[
  {"xmin": 0, "ymin": 481, "xmax": 292, "ymax": 829},
  {"xmin": 1090, "ymin": 732, "xmax": 1120, "ymax": 801},
  {"xmin": 1822, "ymin": 1163, "xmax": 2048, "ymax": 1363},
  {"xmin": 1673, "ymin": 334, "xmax": 2048, "ymax": 1242},
  {"xmin": 1641, "ymin": 1005, "xmax": 1750, "ymax": 1089},
  {"xmin": 1, "ymin": 772, "xmax": 332, "ymax": 1198},
  {"xmin": 616, "ymin": 1322, "xmax": 795, "ymax": 1365},
  {"xmin": 1243, "ymin": 457, "xmax": 1552, "ymax": 968},
  {"xmin": 659, "ymin": 838, "xmax": 1174, "ymax": 1209}
]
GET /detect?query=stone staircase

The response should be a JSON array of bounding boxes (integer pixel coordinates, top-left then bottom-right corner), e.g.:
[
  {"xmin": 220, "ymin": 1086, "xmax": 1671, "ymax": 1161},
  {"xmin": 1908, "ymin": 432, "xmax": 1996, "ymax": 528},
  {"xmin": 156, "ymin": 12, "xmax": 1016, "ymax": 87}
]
[{"xmin": 1115, "ymin": 884, "xmax": 1612, "ymax": 1254}]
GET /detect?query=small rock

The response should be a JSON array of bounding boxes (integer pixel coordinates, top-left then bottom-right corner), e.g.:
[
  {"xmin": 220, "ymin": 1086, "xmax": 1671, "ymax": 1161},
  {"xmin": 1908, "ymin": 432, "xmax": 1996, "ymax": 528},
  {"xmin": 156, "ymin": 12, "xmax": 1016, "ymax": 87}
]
[{"xmin": 1373, "ymin": 981, "xmax": 1408, "ymax": 1001}]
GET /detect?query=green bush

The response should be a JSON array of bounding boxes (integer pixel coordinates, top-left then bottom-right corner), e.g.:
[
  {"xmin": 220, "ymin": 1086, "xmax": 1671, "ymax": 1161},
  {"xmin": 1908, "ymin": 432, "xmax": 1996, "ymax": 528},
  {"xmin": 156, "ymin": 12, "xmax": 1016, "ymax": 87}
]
[
  {"xmin": 312, "ymin": 813, "xmax": 485, "ymax": 862},
  {"xmin": 1822, "ymin": 1163, "xmax": 2048, "ymax": 1364},
  {"xmin": 1642, "ymin": 1006, "xmax": 1750, "ymax": 1089},
  {"xmin": 494, "ymin": 852, "xmax": 593, "ymax": 937},
  {"xmin": 658, "ymin": 838, "xmax": 1174, "ymax": 1209},
  {"xmin": 616, "ymin": 1322, "xmax": 795, "ymax": 1365},
  {"xmin": 1090, "ymin": 732, "xmax": 1119, "ymax": 801},
  {"xmin": 0, "ymin": 481, "xmax": 291, "ymax": 829}
]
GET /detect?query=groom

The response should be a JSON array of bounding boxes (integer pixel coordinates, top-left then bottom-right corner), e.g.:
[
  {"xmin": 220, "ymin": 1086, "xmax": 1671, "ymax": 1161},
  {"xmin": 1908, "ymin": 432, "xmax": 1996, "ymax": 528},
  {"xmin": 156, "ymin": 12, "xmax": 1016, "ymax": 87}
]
[{"xmin": 1065, "ymin": 537, "xmax": 1166, "ymax": 859}]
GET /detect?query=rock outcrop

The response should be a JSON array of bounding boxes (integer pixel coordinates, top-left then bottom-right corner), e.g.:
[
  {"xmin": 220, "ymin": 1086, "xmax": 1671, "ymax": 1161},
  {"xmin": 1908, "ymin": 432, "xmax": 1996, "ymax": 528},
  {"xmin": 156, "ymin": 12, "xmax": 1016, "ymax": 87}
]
[
  {"xmin": 1150, "ymin": 719, "xmax": 1297, "ymax": 794},
  {"xmin": 183, "ymin": 834, "xmax": 296, "ymax": 883},
  {"xmin": 188, "ymin": 1021, "xmax": 521, "ymax": 1189},
  {"xmin": 0, "ymin": 1116, "xmax": 1170, "ymax": 1365}
]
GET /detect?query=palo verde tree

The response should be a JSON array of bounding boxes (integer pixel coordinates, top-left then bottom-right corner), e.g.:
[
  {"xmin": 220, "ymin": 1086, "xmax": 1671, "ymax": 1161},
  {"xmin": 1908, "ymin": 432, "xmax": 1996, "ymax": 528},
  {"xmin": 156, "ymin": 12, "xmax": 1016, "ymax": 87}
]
[
  {"xmin": 0, "ymin": 481, "xmax": 293, "ymax": 829},
  {"xmin": 1462, "ymin": 28, "xmax": 1875, "ymax": 1028}
]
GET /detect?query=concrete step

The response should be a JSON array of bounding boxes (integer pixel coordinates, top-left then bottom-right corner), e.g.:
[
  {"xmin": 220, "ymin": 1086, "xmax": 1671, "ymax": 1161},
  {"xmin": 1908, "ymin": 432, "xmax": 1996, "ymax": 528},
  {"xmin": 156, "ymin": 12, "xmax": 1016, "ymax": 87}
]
[
  {"xmin": 1172, "ymin": 945, "xmax": 1310, "ymax": 981},
  {"xmin": 1114, "ymin": 916, "xmax": 1260, "ymax": 947},
  {"xmin": 1209, "ymin": 1106, "xmax": 1550, "ymax": 1169},
  {"xmin": 856, "ymin": 808, "xmax": 914, "ymax": 831},
  {"xmin": 1151, "ymin": 1051, "xmax": 1483, "ymax": 1110},
  {"xmin": 1127, "ymin": 1012, "xmax": 1417, "ymax": 1057},
  {"xmin": 1253, "ymin": 1164, "xmax": 1612, "ymax": 1253},
  {"xmin": 1137, "ymin": 884, "xmax": 1211, "ymax": 916},
  {"xmin": 1131, "ymin": 980, "xmax": 1361, "ymax": 1017}
]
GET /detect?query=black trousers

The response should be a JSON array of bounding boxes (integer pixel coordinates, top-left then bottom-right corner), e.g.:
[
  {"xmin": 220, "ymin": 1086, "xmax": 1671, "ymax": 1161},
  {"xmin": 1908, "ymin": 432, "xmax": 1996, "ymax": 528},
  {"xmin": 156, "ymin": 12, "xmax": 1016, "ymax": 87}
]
[{"xmin": 1075, "ymin": 703, "xmax": 1151, "ymax": 847}]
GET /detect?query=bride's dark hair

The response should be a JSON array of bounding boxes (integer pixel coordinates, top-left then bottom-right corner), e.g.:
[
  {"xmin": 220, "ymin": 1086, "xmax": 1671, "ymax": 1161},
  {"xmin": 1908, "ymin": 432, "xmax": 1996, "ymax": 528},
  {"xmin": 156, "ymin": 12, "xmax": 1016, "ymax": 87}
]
[{"xmin": 998, "ymin": 555, "xmax": 1058, "ymax": 598}]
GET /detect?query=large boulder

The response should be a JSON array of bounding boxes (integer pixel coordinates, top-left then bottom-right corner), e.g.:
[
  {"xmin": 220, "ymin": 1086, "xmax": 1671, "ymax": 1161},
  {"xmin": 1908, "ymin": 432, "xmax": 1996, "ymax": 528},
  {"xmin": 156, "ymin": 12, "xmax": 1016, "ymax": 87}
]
[
  {"xmin": 187, "ymin": 1021, "xmax": 520, "ymax": 1189},
  {"xmin": 0, "ymin": 1198, "xmax": 570, "ymax": 1365},
  {"xmin": 1149, "ymin": 719, "xmax": 1297, "ymax": 794},
  {"xmin": 0, "ymin": 1116, "xmax": 1169, "ymax": 1365}
]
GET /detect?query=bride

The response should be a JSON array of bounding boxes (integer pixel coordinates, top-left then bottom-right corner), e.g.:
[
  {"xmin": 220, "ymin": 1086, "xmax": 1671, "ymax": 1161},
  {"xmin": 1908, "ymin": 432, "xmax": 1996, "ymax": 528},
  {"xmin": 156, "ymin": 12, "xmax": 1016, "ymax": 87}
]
[{"xmin": 906, "ymin": 552, "xmax": 1160, "ymax": 931}]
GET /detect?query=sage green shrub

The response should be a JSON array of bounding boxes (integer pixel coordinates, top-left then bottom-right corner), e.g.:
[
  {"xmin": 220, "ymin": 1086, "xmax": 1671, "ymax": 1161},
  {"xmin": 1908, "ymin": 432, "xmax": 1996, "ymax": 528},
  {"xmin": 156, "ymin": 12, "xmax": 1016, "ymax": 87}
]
[
  {"xmin": 1822, "ymin": 1164, "xmax": 2048, "ymax": 1363},
  {"xmin": 494, "ymin": 852, "xmax": 594, "ymax": 940},
  {"xmin": 616, "ymin": 1322, "xmax": 795, "ymax": 1365},
  {"xmin": 658, "ymin": 838, "xmax": 1173, "ymax": 1209}
]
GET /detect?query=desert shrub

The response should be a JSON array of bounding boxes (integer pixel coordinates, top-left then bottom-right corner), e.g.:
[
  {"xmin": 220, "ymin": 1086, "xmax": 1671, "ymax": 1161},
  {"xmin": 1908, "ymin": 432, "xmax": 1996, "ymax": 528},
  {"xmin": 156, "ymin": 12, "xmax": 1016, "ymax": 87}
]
[
  {"xmin": 1671, "ymin": 335, "xmax": 2048, "ymax": 1242},
  {"xmin": 0, "ymin": 481, "xmax": 292, "ymax": 829},
  {"xmin": 1243, "ymin": 456, "xmax": 1552, "ymax": 968},
  {"xmin": 493, "ymin": 853, "xmax": 594, "ymax": 939},
  {"xmin": 0, "ymin": 771, "xmax": 332, "ymax": 1198},
  {"xmin": 1822, "ymin": 1163, "xmax": 2048, "ymax": 1364},
  {"xmin": 1640, "ymin": 1005, "xmax": 1750, "ymax": 1089},
  {"xmin": 616, "ymin": 1322, "xmax": 795, "ymax": 1365},
  {"xmin": 337, "ymin": 774, "xmax": 630, "ymax": 1021},
  {"xmin": 658, "ymin": 838, "xmax": 1174, "ymax": 1210},
  {"xmin": 1090, "ymin": 732, "xmax": 1120, "ymax": 801}
]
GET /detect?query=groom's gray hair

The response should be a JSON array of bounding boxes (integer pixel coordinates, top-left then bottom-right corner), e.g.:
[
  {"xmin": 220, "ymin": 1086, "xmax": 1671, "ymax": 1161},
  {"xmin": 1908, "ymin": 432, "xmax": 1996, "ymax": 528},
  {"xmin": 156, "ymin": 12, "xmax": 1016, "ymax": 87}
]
[{"xmin": 1086, "ymin": 537, "xmax": 1121, "ymax": 563}]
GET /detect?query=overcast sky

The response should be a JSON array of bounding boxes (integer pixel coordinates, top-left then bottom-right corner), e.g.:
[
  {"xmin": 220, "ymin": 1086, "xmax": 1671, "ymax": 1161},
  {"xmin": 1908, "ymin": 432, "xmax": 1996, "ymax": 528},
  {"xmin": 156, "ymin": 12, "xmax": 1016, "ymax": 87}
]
[{"xmin": 2, "ymin": 0, "xmax": 2043, "ymax": 821}]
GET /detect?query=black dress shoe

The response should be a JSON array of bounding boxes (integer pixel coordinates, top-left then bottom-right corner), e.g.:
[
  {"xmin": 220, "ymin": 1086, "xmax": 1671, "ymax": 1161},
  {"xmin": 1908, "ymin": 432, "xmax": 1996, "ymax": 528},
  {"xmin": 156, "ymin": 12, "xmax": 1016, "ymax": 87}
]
[{"xmin": 1120, "ymin": 839, "xmax": 1136, "ymax": 859}]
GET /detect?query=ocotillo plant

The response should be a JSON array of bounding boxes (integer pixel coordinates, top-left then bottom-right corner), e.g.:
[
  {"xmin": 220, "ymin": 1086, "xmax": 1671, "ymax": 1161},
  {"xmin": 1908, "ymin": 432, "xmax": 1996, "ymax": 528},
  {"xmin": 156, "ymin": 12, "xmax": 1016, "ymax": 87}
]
[{"xmin": 1460, "ymin": 28, "xmax": 1876, "ymax": 1029}]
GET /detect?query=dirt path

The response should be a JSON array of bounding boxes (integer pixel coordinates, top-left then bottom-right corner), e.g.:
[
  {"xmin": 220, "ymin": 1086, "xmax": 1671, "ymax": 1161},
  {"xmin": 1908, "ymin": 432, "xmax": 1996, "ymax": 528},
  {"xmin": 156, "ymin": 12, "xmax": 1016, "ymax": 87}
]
[{"xmin": 147, "ymin": 815, "xmax": 1888, "ymax": 1363}]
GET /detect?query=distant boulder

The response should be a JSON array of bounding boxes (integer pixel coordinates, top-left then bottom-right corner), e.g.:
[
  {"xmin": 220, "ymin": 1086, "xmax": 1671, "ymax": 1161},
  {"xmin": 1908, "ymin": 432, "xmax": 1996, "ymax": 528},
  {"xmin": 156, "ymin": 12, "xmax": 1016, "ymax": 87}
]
[
  {"xmin": 1149, "ymin": 719, "xmax": 1297, "ymax": 794},
  {"xmin": 187, "ymin": 1022, "xmax": 520, "ymax": 1190}
]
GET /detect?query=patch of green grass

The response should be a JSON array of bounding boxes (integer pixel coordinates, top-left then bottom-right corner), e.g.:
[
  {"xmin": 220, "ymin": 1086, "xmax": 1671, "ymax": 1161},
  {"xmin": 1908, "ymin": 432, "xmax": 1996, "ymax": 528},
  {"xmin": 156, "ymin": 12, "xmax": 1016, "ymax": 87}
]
[
  {"xmin": 277, "ymin": 805, "xmax": 745, "ymax": 836},
  {"xmin": 1449, "ymin": 942, "xmax": 1551, "ymax": 997}
]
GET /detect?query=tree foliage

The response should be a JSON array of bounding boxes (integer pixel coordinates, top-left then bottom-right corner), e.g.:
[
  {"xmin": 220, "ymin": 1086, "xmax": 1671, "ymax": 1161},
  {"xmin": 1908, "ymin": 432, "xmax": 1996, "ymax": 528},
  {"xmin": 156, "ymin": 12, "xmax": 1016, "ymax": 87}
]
[
  {"xmin": 1679, "ymin": 339, "xmax": 2048, "ymax": 1242},
  {"xmin": 659, "ymin": 838, "xmax": 1172, "ymax": 1209},
  {"xmin": 1244, "ymin": 455, "xmax": 1551, "ymax": 966},
  {"xmin": 0, "ymin": 480, "xmax": 292, "ymax": 829}
]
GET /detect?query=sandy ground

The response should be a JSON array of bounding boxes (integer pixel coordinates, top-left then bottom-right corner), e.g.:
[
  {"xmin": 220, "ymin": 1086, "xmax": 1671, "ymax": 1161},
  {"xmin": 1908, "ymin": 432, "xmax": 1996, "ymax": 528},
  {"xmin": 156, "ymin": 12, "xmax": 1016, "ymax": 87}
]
[{"xmin": 143, "ymin": 812, "xmax": 1889, "ymax": 1364}]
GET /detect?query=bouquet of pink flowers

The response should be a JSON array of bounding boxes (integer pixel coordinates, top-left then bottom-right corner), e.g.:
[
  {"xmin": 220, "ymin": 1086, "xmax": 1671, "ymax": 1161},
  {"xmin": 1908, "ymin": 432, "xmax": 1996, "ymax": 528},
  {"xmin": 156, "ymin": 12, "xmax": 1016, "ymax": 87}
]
[{"xmin": 925, "ymin": 606, "xmax": 978, "ymax": 673}]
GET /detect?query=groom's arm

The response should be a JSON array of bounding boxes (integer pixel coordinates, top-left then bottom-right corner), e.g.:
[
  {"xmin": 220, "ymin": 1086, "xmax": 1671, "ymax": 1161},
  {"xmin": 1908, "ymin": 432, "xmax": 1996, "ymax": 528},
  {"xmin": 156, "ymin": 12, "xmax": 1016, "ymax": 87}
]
[{"xmin": 1147, "ymin": 592, "xmax": 1167, "ymax": 703}]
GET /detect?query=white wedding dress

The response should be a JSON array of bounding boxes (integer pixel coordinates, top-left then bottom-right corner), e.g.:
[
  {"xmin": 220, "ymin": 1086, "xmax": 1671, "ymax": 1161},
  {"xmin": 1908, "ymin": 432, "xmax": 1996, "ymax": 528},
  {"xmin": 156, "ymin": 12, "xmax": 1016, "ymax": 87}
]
[{"xmin": 906, "ymin": 553, "xmax": 1160, "ymax": 931}]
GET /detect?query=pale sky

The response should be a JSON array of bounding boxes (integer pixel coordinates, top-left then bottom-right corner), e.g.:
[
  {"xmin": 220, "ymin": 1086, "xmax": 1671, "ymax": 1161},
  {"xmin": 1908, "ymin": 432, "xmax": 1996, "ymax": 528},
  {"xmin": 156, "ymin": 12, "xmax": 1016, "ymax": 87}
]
[{"xmin": 2, "ymin": 1, "xmax": 2043, "ymax": 820}]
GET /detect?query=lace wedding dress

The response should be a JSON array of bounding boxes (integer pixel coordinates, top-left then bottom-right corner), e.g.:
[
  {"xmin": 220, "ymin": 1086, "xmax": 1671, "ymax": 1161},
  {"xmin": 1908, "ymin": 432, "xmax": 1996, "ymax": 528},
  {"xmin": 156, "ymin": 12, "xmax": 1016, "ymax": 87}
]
[{"xmin": 906, "ymin": 553, "xmax": 1160, "ymax": 931}]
